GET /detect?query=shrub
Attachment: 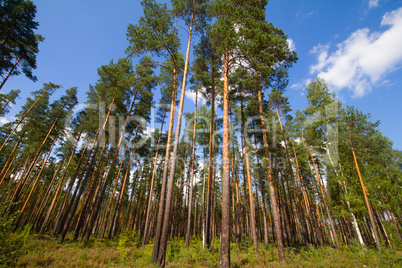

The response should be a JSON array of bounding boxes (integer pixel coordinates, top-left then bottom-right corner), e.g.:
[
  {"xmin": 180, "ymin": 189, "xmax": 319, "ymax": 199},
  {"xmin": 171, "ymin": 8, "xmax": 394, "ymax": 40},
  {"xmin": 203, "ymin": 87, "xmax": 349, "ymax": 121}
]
[{"xmin": 0, "ymin": 209, "xmax": 31, "ymax": 267}]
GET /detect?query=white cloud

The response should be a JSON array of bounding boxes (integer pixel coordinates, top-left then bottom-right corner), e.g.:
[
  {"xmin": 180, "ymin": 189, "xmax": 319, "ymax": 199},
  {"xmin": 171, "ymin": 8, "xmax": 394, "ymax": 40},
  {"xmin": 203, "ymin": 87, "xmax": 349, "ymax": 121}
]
[
  {"xmin": 0, "ymin": 117, "xmax": 9, "ymax": 125},
  {"xmin": 296, "ymin": 10, "xmax": 316, "ymax": 19},
  {"xmin": 310, "ymin": 7, "xmax": 402, "ymax": 97},
  {"xmin": 368, "ymin": 0, "xmax": 379, "ymax": 9},
  {"xmin": 287, "ymin": 38, "xmax": 296, "ymax": 51},
  {"xmin": 185, "ymin": 89, "xmax": 207, "ymax": 106},
  {"xmin": 145, "ymin": 126, "xmax": 156, "ymax": 137},
  {"xmin": 309, "ymin": 44, "xmax": 330, "ymax": 73},
  {"xmin": 290, "ymin": 78, "xmax": 312, "ymax": 90}
]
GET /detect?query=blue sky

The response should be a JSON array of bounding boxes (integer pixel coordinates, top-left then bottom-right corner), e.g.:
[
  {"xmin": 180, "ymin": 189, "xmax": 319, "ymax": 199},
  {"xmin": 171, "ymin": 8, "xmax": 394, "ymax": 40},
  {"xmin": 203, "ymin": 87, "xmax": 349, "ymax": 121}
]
[{"xmin": 2, "ymin": 0, "xmax": 402, "ymax": 150}]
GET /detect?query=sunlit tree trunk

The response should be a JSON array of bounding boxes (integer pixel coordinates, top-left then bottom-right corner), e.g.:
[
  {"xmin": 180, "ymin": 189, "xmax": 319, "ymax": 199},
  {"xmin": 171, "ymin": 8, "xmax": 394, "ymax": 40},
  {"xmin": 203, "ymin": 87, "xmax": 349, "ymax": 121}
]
[
  {"xmin": 152, "ymin": 64, "xmax": 178, "ymax": 263},
  {"xmin": 52, "ymin": 136, "xmax": 91, "ymax": 237},
  {"xmin": 0, "ymin": 90, "xmax": 46, "ymax": 153},
  {"xmin": 59, "ymin": 99, "xmax": 114, "ymax": 242},
  {"xmin": 219, "ymin": 50, "xmax": 230, "ymax": 268},
  {"xmin": 0, "ymin": 57, "xmax": 21, "ymax": 91},
  {"xmin": 185, "ymin": 88, "xmax": 198, "ymax": 248},
  {"xmin": 142, "ymin": 109, "xmax": 166, "ymax": 245},
  {"xmin": 257, "ymin": 89, "xmax": 285, "ymax": 263},
  {"xmin": 157, "ymin": 12, "xmax": 194, "ymax": 267},
  {"xmin": 240, "ymin": 98, "xmax": 258, "ymax": 255},
  {"xmin": 348, "ymin": 137, "xmax": 381, "ymax": 250},
  {"xmin": 252, "ymin": 128, "xmax": 269, "ymax": 246}
]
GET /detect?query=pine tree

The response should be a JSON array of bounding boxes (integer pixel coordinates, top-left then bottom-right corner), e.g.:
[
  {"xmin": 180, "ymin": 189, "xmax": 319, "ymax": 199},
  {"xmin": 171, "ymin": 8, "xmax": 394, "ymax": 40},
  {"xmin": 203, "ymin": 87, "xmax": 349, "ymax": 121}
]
[
  {"xmin": 126, "ymin": 1, "xmax": 182, "ymax": 262},
  {"xmin": 0, "ymin": 0, "xmax": 44, "ymax": 90},
  {"xmin": 157, "ymin": 0, "xmax": 207, "ymax": 263},
  {"xmin": 0, "ymin": 89, "xmax": 19, "ymax": 115}
]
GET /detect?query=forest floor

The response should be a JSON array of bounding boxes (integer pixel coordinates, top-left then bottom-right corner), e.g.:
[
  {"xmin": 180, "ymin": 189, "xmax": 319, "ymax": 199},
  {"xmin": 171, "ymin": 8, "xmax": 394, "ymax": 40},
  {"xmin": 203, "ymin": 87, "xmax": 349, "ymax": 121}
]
[{"xmin": 13, "ymin": 233, "xmax": 402, "ymax": 268}]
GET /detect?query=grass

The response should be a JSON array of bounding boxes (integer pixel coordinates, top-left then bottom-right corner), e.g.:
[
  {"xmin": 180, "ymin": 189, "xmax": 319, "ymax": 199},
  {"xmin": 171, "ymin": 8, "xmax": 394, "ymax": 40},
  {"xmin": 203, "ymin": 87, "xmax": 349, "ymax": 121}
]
[{"xmin": 11, "ymin": 233, "xmax": 402, "ymax": 268}]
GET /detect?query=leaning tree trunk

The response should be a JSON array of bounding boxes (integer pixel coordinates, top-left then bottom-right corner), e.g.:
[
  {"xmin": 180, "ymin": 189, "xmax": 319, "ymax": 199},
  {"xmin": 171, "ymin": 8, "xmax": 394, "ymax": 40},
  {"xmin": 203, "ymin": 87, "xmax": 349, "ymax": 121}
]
[
  {"xmin": 307, "ymin": 141, "xmax": 339, "ymax": 248},
  {"xmin": 274, "ymin": 103, "xmax": 308, "ymax": 246},
  {"xmin": 257, "ymin": 89, "xmax": 286, "ymax": 264},
  {"xmin": 240, "ymin": 97, "xmax": 258, "ymax": 255},
  {"xmin": 17, "ymin": 128, "xmax": 61, "ymax": 227},
  {"xmin": 59, "ymin": 141, "xmax": 100, "ymax": 243},
  {"xmin": 349, "ymin": 137, "xmax": 381, "ymax": 251},
  {"xmin": 206, "ymin": 74, "xmax": 215, "ymax": 249},
  {"xmin": 142, "ymin": 110, "xmax": 167, "ymax": 245},
  {"xmin": 9, "ymin": 114, "xmax": 61, "ymax": 212},
  {"xmin": 33, "ymin": 160, "xmax": 62, "ymax": 228},
  {"xmin": 151, "ymin": 64, "xmax": 178, "ymax": 263},
  {"xmin": 109, "ymin": 130, "xmax": 141, "ymax": 239},
  {"xmin": 59, "ymin": 99, "xmax": 114, "ymax": 242},
  {"xmin": 83, "ymin": 92, "xmax": 138, "ymax": 245},
  {"xmin": 0, "ymin": 140, "xmax": 21, "ymax": 186},
  {"xmin": 185, "ymin": 88, "xmax": 198, "ymax": 249},
  {"xmin": 252, "ymin": 125, "xmax": 269, "ymax": 246},
  {"xmin": 157, "ymin": 11, "xmax": 194, "ymax": 267},
  {"xmin": 99, "ymin": 93, "xmax": 139, "ymax": 239},
  {"xmin": 101, "ymin": 128, "xmax": 137, "ymax": 239},
  {"xmin": 52, "ymin": 136, "xmax": 91, "ymax": 237},
  {"xmin": 0, "ymin": 57, "xmax": 21, "ymax": 91},
  {"xmin": 335, "ymin": 158, "xmax": 365, "ymax": 246},
  {"xmin": 0, "ymin": 88, "xmax": 46, "ymax": 153}
]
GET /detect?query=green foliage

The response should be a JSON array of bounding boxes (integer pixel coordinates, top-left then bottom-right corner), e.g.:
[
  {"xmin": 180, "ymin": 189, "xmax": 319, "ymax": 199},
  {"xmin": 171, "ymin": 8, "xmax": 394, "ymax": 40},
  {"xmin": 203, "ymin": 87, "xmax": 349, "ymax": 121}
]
[
  {"xmin": 116, "ymin": 230, "xmax": 135, "ymax": 263},
  {"xmin": 0, "ymin": 89, "xmax": 20, "ymax": 116},
  {"xmin": 126, "ymin": 0, "xmax": 180, "ymax": 58},
  {"xmin": 379, "ymin": 248, "xmax": 402, "ymax": 268},
  {"xmin": 168, "ymin": 240, "xmax": 181, "ymax": 262},
  {"xmin": 1, "ymin": 0, "xmax": 401, "ymax": 267},
  {"xmin": 0, "ymin": 0, "xmax": 43, "ymax": 82},
  {"xmin": 10, "ymin": 234, "xmax": 402, "ymax": 267},
  {"xmin": 0, "ymin": 208, "xmax": 31, "ymax": 267}
]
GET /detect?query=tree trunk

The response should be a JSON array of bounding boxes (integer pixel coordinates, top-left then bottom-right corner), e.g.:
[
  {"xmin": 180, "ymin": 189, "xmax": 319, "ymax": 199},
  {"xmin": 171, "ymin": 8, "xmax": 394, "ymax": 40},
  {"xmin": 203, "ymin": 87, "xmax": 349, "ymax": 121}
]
[
  {"xmin": 19, "ymin": 129, "xmax": 61, "ymax": 215},
  {"xmin": 142, "ymin": 110, "xmax": 166, "ymax": 245},
  {"xmin": 252, "ymin": 128, "xmax": 269, "ymax": 246},
  {"xmin": 109, "ymin": 129, "xmax": 141, "ymax": 239},
  {"xmin": 10, "ymin": 114, "xmax": 61, "ymax": 211},
  {"xmin": 59, "ymin": 99, "xmax": 114, "ymax": 242},
  {"xmin": 337, "ymin": 161, "xmax": 365, "ymax": 245},
  {"xmin": 349, "ymin": 137, "xmax": 381, "ymax": 250},
  {"xmin": 0, "ymin": 140, "xmax": 21, "ymax": 185},
  {"xmin": 151, "ymin": 62, "xmax": 178, "ymax": 263},
  {"xmin": 59, "ymin": 141, "xmax": 100, "ymax": 243},
  {"xmin": 219, "ymin": 50, "xmax": 230, "ymax": 268},
  {"xmin": 157, "ymin": 12, "xmax": 194, "ymax": 267},
  {"xmin": 0, "ymin": 57, "xmax": 20, "ymax": 91},
  {"xmin": 206, "ymin": 71, "xmax": 215, "ymax": 249},
  {"xmin": 52, "ymin": 136, "xmax": 91, "ymax": 237},
  {"xmin": 240, "ymin": 98, "xmax": 258, "ymax": 255},
  {"xmin": 257, "ymin": 89, "xmax": 285, "ymax": 263},
  {"xmin": 74, "ymin": 141, "xmax": 110, "ymax": 240},
  {"xmin": 274, "ymin": 104, "xmax": 308, "ymax": 246},
  {"xmin": 0, "ymin": 90, "xmax": 47, "ymax": 153},
  {"xmin": 186, "ymin": 88, "xmax": 198, "ymax": 248},
  {"xmin": 83, "ymin": 91, "xmax": 140, "ymax": 245},
  {"xmin": 308, "ymin": 145, "xmax": 339, "ymax": 248}
]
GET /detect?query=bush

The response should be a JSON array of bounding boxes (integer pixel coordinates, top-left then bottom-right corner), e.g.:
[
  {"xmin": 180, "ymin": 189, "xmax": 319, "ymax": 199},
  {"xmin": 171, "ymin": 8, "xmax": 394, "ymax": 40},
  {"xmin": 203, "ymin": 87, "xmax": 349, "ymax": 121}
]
[
  {"xmin": 0, "ymin": 210, "xmax": 31, "ymax": 267},
  {"xmin": 379, "ymin": 248, "xmax": 402, "ymax": 267}
]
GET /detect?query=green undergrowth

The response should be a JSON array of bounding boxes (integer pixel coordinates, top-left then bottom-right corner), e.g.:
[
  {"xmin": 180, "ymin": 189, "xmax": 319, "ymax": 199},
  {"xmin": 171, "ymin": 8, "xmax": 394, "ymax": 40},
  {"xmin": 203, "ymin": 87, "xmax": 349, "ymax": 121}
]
[
  {"xmin": 7, "ymin": 232, "xmax": 402, "ymax": 268},
  {"xmin": 0, "ymin": 204, "xmax": 31, "ymax": 268}
]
